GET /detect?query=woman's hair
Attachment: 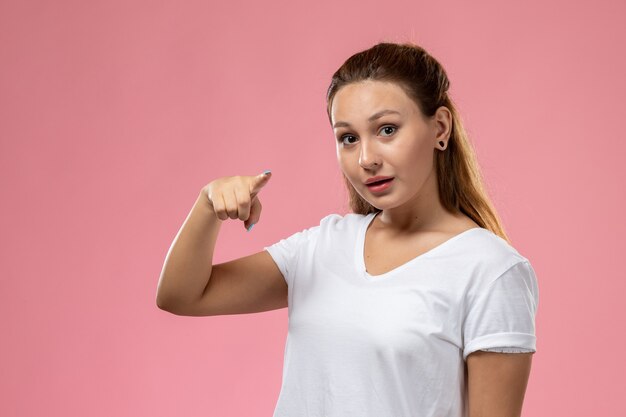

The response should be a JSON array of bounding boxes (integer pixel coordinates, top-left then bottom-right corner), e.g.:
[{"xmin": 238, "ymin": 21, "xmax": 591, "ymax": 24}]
[{"xmin": 326, "ymin": 41, "xmax": 511, "ymax": 243}]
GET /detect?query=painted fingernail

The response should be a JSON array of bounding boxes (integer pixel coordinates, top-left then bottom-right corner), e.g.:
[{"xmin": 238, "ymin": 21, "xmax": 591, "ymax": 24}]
[
  {"xmin": 247, "ymin": 223, "xmax": 255, "ymax": 232},
  {"xmin": 263, "ymin": 170, "xmax": 271, "ymax": 175}
]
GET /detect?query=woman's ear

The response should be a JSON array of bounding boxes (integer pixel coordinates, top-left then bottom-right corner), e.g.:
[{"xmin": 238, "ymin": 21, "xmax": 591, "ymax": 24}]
[{"xmin": 433, "ymin": 106, "xmax": 452, "ymax": 144}]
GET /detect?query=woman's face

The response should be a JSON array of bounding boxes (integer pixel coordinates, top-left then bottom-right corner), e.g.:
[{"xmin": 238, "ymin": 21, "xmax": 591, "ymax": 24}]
[{"xmin": 330, "ymin": 80, "xmax": 448, "ymax": 211}]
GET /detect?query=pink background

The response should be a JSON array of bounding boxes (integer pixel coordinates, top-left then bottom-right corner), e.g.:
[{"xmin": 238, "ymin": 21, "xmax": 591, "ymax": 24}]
[{"xmin": 1, "ymin": 0, "xmax": 624, "ymax": 416}]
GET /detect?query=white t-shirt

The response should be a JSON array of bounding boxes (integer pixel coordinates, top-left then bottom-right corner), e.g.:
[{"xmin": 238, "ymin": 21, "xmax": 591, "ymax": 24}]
[{"xmin": 263, "ymin": 212, "xmax": 539, "ymax": 417}]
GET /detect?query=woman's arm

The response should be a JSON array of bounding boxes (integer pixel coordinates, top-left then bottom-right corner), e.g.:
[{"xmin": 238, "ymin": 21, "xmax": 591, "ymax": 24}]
[
  {"xmin": 156, "ymin": 173, "xmax": 272, "ymax": 314},
  {"xmin": 466, "ymin": 351, "xmax": 533, "ymax": 417},
  {"xmin": 156, "ymin": 187, "xmax": 223, "ymax": 310}
]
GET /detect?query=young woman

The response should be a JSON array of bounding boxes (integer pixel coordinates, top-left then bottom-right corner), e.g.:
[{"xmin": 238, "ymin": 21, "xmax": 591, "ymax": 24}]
[{"xmin": 157, "ymin": 42, "xmax": 539, "ymax": 417}]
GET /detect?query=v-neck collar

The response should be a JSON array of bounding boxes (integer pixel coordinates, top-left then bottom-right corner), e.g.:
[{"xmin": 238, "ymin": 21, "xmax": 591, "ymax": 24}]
[{"xmin": 354, "ymin": 211, "xmax": 486, "ymax": 281}]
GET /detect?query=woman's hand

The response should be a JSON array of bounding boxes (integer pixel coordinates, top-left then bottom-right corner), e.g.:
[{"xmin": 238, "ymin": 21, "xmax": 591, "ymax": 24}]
[{"xmin": 202, "ymin": 171, "xmax": 272, "ymax": 231}]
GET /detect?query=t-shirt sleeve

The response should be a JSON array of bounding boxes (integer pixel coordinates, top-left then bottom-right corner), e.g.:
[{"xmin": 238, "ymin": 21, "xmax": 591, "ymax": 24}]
[
  {"xmin": 263, "ymin": 223, "xmax": 320, "ymax": 287},
  {"xmin": 462, "ymin": 260, "xmax": 539, "ymax": 361}
]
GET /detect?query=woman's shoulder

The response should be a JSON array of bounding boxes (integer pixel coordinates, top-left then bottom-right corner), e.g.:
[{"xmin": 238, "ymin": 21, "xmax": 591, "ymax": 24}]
[
  {"xmin": 317, "ymin": 212, "xmax": 368, "ymax": 231},
  {"xmin": 304, "ymin": 212, "xmax": 379, "ymax": 243},
  {"xmin": 457, "ymin": 226, "xmax": 531, "ymax": 273},
  {"xmin": 321, "ymin": 211, "xmax": 369, "ymax": 221},
  {"xmin": 444, "ymin": 212, "xmax": 528, "ymax": 264}
]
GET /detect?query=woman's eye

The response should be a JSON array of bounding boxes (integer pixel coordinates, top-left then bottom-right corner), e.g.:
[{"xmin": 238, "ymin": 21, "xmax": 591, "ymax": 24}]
[
  {"xmin": 338, "ymin": 125, "xmax": 396, "ymax": 146},
  {"xmin": 380, "ymin": 125, "xmax": 397, "ymax": 136},
  {"xmin": 339, "ymin": 135, "xmax": 358, "ymax": 146}
]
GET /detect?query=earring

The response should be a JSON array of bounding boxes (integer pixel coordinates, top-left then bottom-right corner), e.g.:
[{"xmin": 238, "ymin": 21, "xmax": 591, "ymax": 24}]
[{"xmin": 438, "ymin": 140, "xmax": 446, "ymax": 150}]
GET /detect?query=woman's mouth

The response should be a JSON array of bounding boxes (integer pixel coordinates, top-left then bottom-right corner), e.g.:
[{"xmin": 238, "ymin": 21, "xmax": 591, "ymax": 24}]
[{"xmin": 365, "ymin": 177, "xmax": 394, "ymax": 193}]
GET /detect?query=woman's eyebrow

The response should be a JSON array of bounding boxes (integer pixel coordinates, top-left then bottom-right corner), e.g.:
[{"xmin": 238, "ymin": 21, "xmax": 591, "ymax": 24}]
[{"xmin": 333, "ymin": 109, "xmax": 401, "ymax": 128}]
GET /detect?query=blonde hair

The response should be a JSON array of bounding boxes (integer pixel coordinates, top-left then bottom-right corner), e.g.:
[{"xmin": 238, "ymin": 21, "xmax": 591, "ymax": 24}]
[{"xmin": 326, "ymin": 42, "xmax": 511, "ymax": 243}]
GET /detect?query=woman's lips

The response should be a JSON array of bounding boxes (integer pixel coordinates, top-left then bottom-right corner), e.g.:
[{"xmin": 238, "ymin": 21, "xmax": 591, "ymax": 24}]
[{"xmin": 365, "ymin": 177, "xmax": 394, "ymax": 193}]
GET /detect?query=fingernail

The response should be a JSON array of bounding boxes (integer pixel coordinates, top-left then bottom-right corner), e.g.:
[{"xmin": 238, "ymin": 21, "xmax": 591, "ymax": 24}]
[
  {"xmin": 263, "ymin": 170, "xmax": 271, "ymax": 175},
  {"xmin": 246, "ymin": 223, "xmax": 255, "ymax": 232}
]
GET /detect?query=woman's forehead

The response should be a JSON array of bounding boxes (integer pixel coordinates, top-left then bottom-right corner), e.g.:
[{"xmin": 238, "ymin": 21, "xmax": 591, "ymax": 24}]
[{"xmin": 331, "ymin": 81, "xmax": 417, "ymax": 124}]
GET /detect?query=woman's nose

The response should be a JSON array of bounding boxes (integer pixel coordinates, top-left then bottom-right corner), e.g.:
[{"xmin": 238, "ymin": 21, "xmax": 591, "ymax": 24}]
[{"xmin": 359, "ymin": 139, "xmax": 382, "ymax": 169}]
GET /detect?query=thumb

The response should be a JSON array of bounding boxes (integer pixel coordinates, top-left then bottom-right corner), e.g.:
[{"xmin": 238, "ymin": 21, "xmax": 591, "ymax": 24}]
[
  {"xmin": 250, "ymin": 170, "xmax": 272, "ymax": 196},
  {"xmin": 244, "ymin": 195, "xmax": 262, "ymax": 231}
]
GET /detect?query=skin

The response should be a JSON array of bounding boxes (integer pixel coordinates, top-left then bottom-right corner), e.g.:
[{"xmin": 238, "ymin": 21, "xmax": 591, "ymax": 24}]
[{"xmin": 330, "ymin": 80, "xmax": 533, "ymax": 416}]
